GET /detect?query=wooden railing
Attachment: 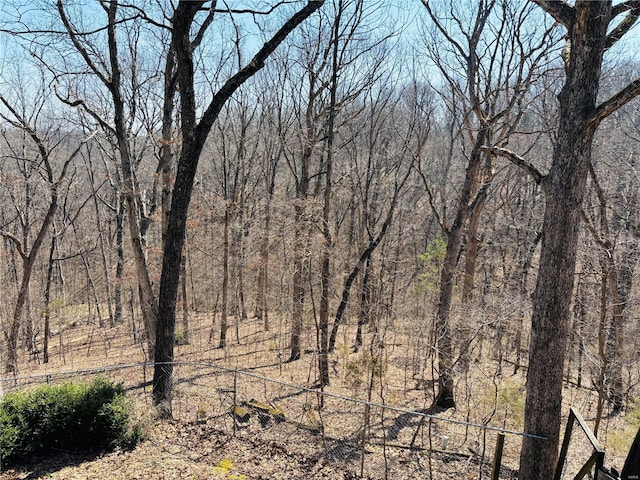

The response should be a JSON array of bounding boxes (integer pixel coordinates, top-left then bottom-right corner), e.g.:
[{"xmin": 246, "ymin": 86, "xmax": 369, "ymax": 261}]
[{"xmin": 554, "ymin": 407, "xmax": 606, "ymax": 480}]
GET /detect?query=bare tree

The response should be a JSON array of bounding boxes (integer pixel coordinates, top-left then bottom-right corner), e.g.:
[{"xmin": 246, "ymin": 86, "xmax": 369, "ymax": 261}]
[
  {"xmin": 328, "ymin": 80, "xmax": 424, "ymax": 353},
  {"xmin": 486, "ymin": 2, "xmax": 640, "ymax": 478},
  {"xmin": 53, "ymin": 0, "xmax": 161, "ymax": 355},
  {"xmin": 0, "ymin": 90, "xmax": 90, "ymax": 373},
  {"xmin": 419, "ymin": 0, "xmax": 556, "ymax": 410},
  {"xmin": 209, "ymin": 92, "xmax": 260, "ymax": 348},
  {"xmin": 153, "ymin": 0, "xmax": 325, "ymax": 417},
  {"xmin": 253, "ymin": 69, "xmax": 288, "ymax": 331}
]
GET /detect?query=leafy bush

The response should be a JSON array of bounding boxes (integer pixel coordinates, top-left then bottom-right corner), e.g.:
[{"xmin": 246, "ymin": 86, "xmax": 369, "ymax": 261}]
[{"xmin": 0, "ymin": 377, "xmax": 142, "ymax": 465}]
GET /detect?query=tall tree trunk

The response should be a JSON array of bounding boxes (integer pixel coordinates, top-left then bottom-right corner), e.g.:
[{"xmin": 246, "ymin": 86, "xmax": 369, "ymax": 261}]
[
  {"xmin": 520, "ymin": 3, "xmax": 609, "ymax": 476},
  {"xmin": 520, "ymin": 2, "xmax": 640, "ymax": 475},
  {"xmin": 87, "ymin": 155, "xmax": 114, "ymax": 327},
  {"xmin": 43, "ymin": 232, "xmax": 56, "ymax": 364},
  {"xmin": 462, "ymin": 193, "xmax": 487, "ymax": 302},
  {"xmin": 114, "ymin": 197, "xmax": 125, "ymax": 324},
  {"xmin": 97, "ymin": 1, "xmax": 156, "ymax": 349},
  {"xmin": 608, "ymin": 240, "xmax": 639, "ymax": 409},
  {"xmin": 257, "ymin": 198, "xmax": 271, "ymax": 330},
  {"xmin": 329, "ymin": 210, "xmax": 394, "ymax": 354},
  {"xmin": 58, "ymin": 0, "xmax": 158, "ymax": 353},
  {"xmin": 354, "ymin": 255, "xmax": 372, "ymax": 351},
  {"xmin": 289, "ymin": 205, "xmax": 306, "ymax": 362},
  {"xmin": 180, "ymin": 253, "xmax": 189, "ymax": 345},
  {"xmin": 459, "ymin": 192, "xmax": 487, "ymax": 371},
  {"xmin": 431, "ymin": 128, "xmax": 488, "ymax": 409},
  {"xmin": 595, "ymin": 248, "xmax": 611, "ymax": 436},
  {"xmin": 317, "ymin": 0, "xmax": 345, "ymax": 390},
  {"xmin": 219, "ymin": 209, "xmax": 230, "ymax": 349},
  {"xmin": 605, "ymin": 256, "xmax": 625, "ymax": 413},
  {"xmin": 235, "ymin": 214, "xmax": 248, "ymax": 323},
  {"xmin": 432, "ymin": 228, "xmax": 460, "ymax": 410},
  {"xmin": 153, "ymin": 0, "xmax": 324, "ymax": 417}
]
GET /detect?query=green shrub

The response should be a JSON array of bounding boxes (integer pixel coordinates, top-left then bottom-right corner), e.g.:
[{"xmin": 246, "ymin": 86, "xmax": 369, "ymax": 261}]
[
  {"xmin": 174, "ymin": 329, "xmax": 189, "ymax": 346},
  {"xmin": 417, "ymin": 236, "xmax": 447, "ymax": 294},
  {"xmin": 0, "ymin": 377, "xmax": 142, "ymax": 466}
]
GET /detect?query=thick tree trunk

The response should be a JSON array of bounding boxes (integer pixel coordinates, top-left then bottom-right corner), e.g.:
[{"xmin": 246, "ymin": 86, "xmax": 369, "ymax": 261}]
[
  {"xmin": 519, "ymin": 4, "xmax": 609, "ymax": 477},
  {"xmin": 432, "ymin": 228, "xmax": 460, "ymax": 409},
  {"xmin": 431, "ymin": 128, "xmax": 488, "ymax": 409},
  {"xmin": 462, "ymin": 193, "xmax": 486, "ymax": 302},
  {"xmin": 459, "ymin": 192, "xmax": 487, "ymax": 371}
]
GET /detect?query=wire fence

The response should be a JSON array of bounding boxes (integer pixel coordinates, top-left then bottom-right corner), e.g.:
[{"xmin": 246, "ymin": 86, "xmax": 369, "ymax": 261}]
[{"xmin": 0, "ymin": 362, "xmax": 545, "ymax": 479}]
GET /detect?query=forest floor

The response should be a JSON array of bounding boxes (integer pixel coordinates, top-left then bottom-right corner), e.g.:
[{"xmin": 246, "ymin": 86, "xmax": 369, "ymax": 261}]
[{"xmin": 0, "ymin": 306, "xmax": 637, "ymax": 479}]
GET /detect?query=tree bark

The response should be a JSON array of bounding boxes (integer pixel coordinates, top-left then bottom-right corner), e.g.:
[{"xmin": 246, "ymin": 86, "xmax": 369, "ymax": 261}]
[
  {"xmin": 219, "ymin": 209, "xmax": 230, "ymax": 349},
  {"xmin": 153, "ymin": 0, "xmax": 324, "ymax": 416},
  {"xmin": 431, "ymin": 127, "xmax": 488, "ymax": 409},
  {"xmin": 520, "ymin": 3, "xmax": 610, "ymax": 477},
  {"xmin": 43, "ymin": 232, "xmax": 56, "ymax": 364}
]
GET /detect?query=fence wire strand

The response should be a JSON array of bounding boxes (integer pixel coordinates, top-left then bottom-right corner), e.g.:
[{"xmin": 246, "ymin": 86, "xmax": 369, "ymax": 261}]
[{"xmin": 0, "ymin": 361, "xmax": 545, "ymax": 479}]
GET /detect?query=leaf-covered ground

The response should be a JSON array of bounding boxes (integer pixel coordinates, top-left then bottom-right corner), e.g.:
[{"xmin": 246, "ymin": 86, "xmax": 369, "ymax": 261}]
[
  {"xmin": 0, "ymin": 312, "xmax": 636, "ymax": 479},
  {"xmin": 0, "ymin": 420, "xmax": 370, "ymax": 480}
]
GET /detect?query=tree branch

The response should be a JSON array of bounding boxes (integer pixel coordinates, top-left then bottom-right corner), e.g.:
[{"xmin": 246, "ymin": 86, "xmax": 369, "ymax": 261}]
[
  {"xmin": 54, "ymin": 85, "xmax": 116, "ymax": 134},
  {"xmin": 606, "ymin": 1, "xmax": 640, "ymax": 49},
  {"xmin": 530, "ymin": 0, "xmax": 574, "ymax": 27},
  {"xmin": 57, "ymin": 0, "xmax": 112, "ymax": 89},
  {"xmin": 612, "ymin": 0, "xmax": 640, "ymax": 19},
  {"xmin": 420, "ymin": 0, "xmax": 469, "ymax": 64},
  {"xmin": 1, "ymin": 231, "xmax": 26, "ymax": 260},
  {"xmin": 195, "ymin": 1, "xmax": 325, "ymax": 142},
  {"xmin": 483, "ymin": 145, "xmax": 546, "ymax": 187},
  {"xmin": 414, "ymin": 163, "xmax": 447, "ymax": 233},
  {"xmin": 591, "ymin": 76, "xmax": 640, "ymax": 127}
]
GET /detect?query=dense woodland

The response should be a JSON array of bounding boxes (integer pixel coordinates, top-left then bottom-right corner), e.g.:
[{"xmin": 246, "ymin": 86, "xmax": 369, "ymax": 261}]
[{"xmin": 1, "ymin": 1, "xmax": 640, "ymax": 478}]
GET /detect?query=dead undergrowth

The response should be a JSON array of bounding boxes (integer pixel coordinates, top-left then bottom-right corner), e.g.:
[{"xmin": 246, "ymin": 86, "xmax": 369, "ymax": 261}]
[{"xmin": 0, "ymin": 308, "xmax": 636, "ymax": 479}]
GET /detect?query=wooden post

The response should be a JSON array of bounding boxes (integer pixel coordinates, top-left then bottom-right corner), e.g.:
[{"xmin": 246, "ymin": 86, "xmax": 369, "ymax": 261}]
[
  {"xmin": 491, "ymin": 433, "xmax": 505, "ymax": 480},
  {"xmin": 554, "ymin": 409, "xmax": 576, "ymax": 480},
  {"xmin": 554, "ymin": 407, "xmax": 605, "ymax": 480}
]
